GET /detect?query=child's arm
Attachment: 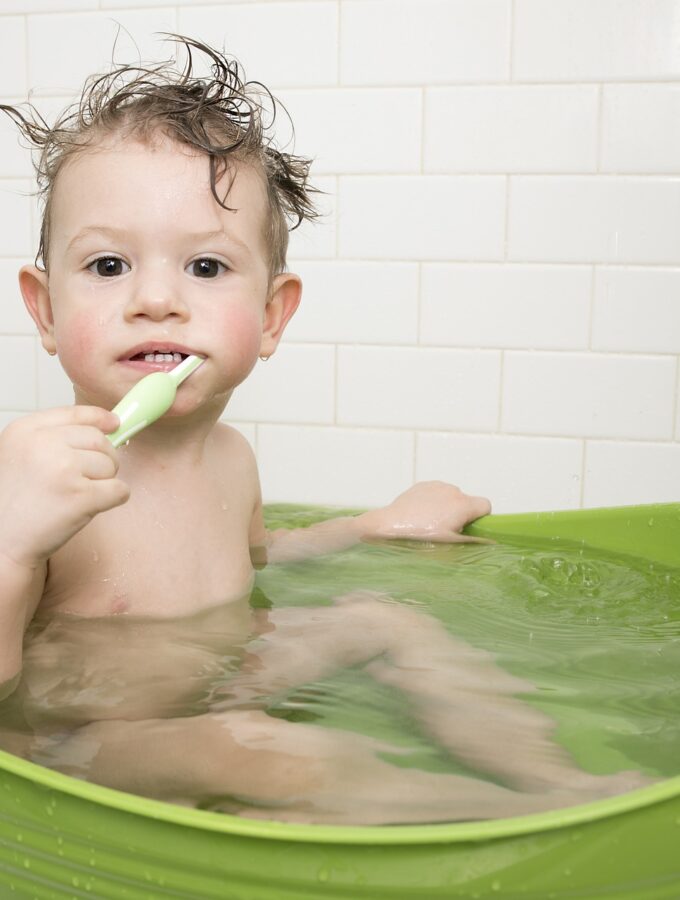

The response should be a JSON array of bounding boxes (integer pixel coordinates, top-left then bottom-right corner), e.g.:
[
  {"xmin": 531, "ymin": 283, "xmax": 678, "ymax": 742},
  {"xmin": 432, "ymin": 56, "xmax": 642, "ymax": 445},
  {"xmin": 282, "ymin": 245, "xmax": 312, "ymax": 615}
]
[
  {"xmin": 250, "ymin": 481, "xmax": 491, "ymax": 565},
  {"xmin": 0, "ymin": 406, "xmax": 129, "ymax": 693}
]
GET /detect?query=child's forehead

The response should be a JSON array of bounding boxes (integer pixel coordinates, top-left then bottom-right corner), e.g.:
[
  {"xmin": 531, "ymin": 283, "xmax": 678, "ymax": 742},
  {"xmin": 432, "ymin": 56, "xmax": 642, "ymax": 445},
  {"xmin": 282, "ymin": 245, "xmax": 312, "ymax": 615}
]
[{"xmin": 52, "ymin": 133, "xmax": 270, "ymax": 245}]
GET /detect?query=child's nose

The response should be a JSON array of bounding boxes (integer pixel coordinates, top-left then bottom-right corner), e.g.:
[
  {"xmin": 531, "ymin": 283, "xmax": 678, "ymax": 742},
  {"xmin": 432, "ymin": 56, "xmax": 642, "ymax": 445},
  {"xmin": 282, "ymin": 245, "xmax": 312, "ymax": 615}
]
[{"xmin": 125, "ymin": 271, "xmax": 189, "ymax": 322}]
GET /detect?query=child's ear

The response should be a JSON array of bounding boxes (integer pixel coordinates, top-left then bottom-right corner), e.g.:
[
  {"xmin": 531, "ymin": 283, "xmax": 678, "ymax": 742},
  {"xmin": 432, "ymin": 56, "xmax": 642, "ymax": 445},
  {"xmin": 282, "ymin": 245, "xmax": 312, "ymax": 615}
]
[
  {"xmin": 18, "ymin": 264, "xmax": 56, "ymax": 355},
  {"xmin": 260, "ymin": 272, "xmax": 302, "ymax": 359}
]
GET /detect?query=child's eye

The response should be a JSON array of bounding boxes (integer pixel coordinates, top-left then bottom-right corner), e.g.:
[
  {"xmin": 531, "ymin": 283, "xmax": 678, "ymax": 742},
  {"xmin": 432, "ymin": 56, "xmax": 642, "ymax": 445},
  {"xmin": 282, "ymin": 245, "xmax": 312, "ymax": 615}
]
[
  {"xmin": 189, "ymin": 258, "xmax": 227, "ymax": 278},
  {"xmin": 87, "ymin": 257, "xmax": 130, "ymax": 277}
]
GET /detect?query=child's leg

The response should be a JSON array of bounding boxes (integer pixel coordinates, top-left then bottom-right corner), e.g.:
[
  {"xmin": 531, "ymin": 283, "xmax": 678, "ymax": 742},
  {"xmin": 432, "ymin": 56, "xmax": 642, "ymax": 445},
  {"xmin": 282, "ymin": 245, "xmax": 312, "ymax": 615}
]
[
  {"xmin": 350, "ymin": 594, "xmax": 647, "ymax": 794},
  {"xmin": 229, "ymin": 591, "xmax": 647, "ymax": 795},
  {"xmin": 47, "ymin": 709, "xmax": 607, "ymax": 825}
]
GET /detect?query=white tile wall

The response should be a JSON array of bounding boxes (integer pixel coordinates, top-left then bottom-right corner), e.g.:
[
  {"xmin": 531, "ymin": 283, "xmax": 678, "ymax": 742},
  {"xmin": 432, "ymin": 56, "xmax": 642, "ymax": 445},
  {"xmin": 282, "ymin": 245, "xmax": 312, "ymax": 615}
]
[
  {"xmin": 340, "ymin": 0, "xmax": 511, "ymax": 85},
  {"xmin": 601, "ymin": 86, "xmax": 680, "ymax": 174},
  {"xmin": 0, "ymin": 181, "xmax": 33, "ymax": 257},
  {"xmin": 425, "ymin": 86, "xmax": 599, "ymax": 173},
  {"xmin": 1, "ymin": 1, "xmax": 680, "ymax": 513},
  {"xmin": 592, "ymin": 268, "xmax": 680, "ymax": 353},
  {"xmin": 502, "ymin": 352, "xmax": 676, "ymax": 441},
  {"xmin": 277, "ymin": 88, "xmax": 422, "ymax": 174},
  {"xmin": 27, "ymin": 11, "xmax": 178, "ymax": 95},
  {"xmin": 416, "ymin": 432, "xmax": 583, "ymax": 514},
  {"xmin": 513, "ymin": 0, "xmax": 680, "ymax": 82},
  {"xmin": 227, "ymin": 343, "xmax": 335, "ymax": 424},
  {"xmin": 339, "ymin": 176, "xmax": 506, "ymax": 261},
  {"xmin": 584, "ymin": 441, "xmax": 680, "ymax": 507},
  {"xmin": 286, "ymin": 261, "xmax": 419, "ymax": 344},
  {"xmin": 258, "ymin": 424, "xmax": 415, "ymax": 506},
  {"xmin": 420, "ymin": 264, "xmax": 591, "ymax": 350},
  {"xmin": 178, "ymin": 3, "xmax": 338, "ymax": 88},
  {"xmin": 337, "ymin": 346, "xmax": 501, "ymax": 431},
  {"xmin": 508, "ymin": 177, "xmax": 680, "ymax": 264},
  {"xmin": 0, "ymin": 17, "xmax": 27, "ymax": 97}
]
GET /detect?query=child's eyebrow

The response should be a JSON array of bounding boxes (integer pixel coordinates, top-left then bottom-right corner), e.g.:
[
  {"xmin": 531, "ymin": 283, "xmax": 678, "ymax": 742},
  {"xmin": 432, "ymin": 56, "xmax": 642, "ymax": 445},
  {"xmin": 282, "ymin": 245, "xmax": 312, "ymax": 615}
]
[{"xmin": 66, "ymin": 225, "xmax": 251, "ymax": 256}]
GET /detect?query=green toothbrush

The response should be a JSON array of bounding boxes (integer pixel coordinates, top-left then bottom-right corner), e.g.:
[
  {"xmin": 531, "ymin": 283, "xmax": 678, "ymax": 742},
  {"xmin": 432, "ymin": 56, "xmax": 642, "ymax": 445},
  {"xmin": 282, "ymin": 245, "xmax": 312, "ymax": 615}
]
[{"xmin": 107, "ymin": 355, "xmax": 205, "ymax": 448}]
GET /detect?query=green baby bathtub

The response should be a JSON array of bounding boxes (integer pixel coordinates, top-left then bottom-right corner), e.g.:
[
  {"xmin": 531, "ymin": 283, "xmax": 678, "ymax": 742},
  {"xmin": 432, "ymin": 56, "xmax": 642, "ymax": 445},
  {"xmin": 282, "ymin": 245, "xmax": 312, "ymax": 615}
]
[{"xmin": 1, "ymin": 502, "xmax": 679, "ymax": 899}]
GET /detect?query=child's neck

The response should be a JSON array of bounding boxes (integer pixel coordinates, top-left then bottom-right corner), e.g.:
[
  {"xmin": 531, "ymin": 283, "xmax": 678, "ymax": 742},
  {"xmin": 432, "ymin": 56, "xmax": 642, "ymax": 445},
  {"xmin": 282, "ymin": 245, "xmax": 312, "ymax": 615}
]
[{"xmin": 113, "ymin": 412, "xmax": 222, "ymax": 473}]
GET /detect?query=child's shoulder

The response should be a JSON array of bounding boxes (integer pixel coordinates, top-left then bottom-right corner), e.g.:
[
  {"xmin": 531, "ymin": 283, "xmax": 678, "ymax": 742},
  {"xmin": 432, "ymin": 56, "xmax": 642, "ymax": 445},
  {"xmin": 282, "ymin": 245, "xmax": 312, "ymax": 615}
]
[{"xmin": 212, "ymin": 421, "xmax": 258, "ymax": 471}]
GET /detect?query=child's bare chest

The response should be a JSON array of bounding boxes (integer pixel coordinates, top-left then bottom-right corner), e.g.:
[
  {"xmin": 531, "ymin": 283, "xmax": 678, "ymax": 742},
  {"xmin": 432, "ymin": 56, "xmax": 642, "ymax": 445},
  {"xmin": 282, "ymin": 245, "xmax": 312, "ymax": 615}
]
[{"xmin": 39, "ymin": 472, "xmax": 255, "ymax": 619}]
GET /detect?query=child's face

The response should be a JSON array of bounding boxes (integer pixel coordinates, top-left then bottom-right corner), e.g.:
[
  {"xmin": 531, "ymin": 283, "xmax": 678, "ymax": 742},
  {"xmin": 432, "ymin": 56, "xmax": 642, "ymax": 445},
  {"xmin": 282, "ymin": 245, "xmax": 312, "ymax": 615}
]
[{"xmin": 21, "ymin": 133, "xmax": 300, "ymax": 417}]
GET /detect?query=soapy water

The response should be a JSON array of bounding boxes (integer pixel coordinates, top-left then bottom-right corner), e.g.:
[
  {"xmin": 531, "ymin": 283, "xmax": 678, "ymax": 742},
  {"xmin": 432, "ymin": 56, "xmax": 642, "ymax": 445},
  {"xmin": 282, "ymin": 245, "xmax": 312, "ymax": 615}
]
[{"xmin": 0, "ymin": 505, "xmax": 678, "ymax": 820}]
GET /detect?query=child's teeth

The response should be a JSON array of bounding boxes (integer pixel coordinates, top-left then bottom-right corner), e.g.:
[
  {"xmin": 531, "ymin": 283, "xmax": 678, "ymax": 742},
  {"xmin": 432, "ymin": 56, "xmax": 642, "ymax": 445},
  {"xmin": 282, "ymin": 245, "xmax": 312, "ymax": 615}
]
[{"xmin": 142, "ymin": 352, "xmax": 184, "ymax": 363}]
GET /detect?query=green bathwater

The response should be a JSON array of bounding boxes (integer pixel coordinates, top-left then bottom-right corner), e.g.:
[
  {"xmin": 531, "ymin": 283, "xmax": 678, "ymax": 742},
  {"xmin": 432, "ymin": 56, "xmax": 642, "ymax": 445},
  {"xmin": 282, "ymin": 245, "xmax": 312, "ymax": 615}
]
[
  {"xmin": 255, "ymin": 506, "xmax": 680, "ymax": 780},
  {"xmin": 2, "ymin": 504, "xmax": 679, "ymax": 806}
]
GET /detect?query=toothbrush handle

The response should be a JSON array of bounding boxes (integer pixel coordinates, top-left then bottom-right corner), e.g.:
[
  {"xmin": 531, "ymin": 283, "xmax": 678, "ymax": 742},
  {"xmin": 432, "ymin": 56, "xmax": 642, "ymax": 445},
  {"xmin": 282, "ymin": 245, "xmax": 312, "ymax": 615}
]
[{"xmin": 107, "ymin": 372, "xmax": 177, "ymax": 448}]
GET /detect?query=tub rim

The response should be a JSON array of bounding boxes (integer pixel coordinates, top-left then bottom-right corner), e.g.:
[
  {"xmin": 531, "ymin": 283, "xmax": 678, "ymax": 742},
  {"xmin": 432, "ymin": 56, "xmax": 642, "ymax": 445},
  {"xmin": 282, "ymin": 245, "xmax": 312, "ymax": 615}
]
[{"xmin": 2, "ymin": 748, "xmax": 678, "ymax": 846}]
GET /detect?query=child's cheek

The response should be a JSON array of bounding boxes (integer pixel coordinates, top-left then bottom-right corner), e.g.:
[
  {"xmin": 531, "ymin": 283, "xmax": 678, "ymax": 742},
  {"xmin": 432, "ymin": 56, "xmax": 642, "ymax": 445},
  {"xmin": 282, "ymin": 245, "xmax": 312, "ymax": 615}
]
[
  {"xmin": 53, "ymin": 314, "xmax": 101, "ymax": 387},
  {"xmin": 221, "ymin": 309, "xmax": 266, "ymax": 382}
]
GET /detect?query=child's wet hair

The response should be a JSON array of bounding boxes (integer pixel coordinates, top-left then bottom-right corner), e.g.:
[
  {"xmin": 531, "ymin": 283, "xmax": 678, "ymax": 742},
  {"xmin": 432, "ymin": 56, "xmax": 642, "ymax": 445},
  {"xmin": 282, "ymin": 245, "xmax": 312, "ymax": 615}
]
[{"xmin": 0, "ymin": 33, "xmax": 320, "ymax": 279}]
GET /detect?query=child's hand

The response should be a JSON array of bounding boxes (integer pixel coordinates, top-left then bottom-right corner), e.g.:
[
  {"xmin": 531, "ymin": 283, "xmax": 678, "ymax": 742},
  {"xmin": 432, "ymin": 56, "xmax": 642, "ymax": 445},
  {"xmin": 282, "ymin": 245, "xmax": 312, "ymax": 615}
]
[
  {"xmin": 357, "ymin": 481, "xmax": 491, "ymax": 544},
  {"xmin": 0, "ymin": 406, "xmax": 130, "ymax": 568}
]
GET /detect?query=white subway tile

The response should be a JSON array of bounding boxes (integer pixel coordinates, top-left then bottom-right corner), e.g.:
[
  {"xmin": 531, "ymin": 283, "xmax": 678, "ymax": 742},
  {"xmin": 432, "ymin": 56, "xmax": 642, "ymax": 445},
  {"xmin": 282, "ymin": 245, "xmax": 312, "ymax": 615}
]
[
  {"xmin": 0, "ymin": 180, "xmax": 33, "ymax": 257},
  {"xmin": 257, "ymin": 424, "xmax": 414, "ymax": 506},
  {"xmin": 36, "ymin": 351, "xmax": 74, "ymax": 409},
  {"xmin": 4, "ymin": 1, "xmax": 96, "ymax": 10},
  {"xmin": 0, "ymin": 17, "xmax": 26, "ymax": 99},
  {"xmin": 502, "ymin": 351, "xmax": 675, "ymax": 440},
  {"xmin": 287, "ymin": 176, "xmax": 336, "ymax": 261},
  {"xmin": 340, "ymin": 0, "xmax": 510, "ymax": 85},
  {"xmin": 338, "ymin": 345, "xmax": 501, "ymax": 430},
  {"xmin": 425, "ymin": 86, "xmax": 598, "ymax": 173},
  {"xmin": 0, "ymin": 335, "xmax": 36, "ymax": 409},
  {"xmin": 339, "ymin": 176, "xmax": 505, "ymax": 261},
  {"xmin": 0, "ymin": 100, "xmax": 34, "ymax": 177},
  {"xmin": 508, "ymin": 177, "xmax": 680, "ymax": 265},
  {"xmin": 102, "ymin": 0, "xmax": 177, "ymax": 6},
  {"xmin": 178, "ymin": 3, "xmax": 338, "ymax": 89},
  {"xmin": 28, "ymin": 11, "xmax": 177, "ymax": 95},
  {"xmin": 592, "ymin": 267, "xmax": 680, "ymax": 353},
  {"xmin": 416, "ymin": 431, "xmax": 583, "ymax": 513},
  {"xmin": 420, "ymin": 263, "xmax": 590, "ymax": 350},
  {"xmin": 277, "ymin": 88, "xmax": 421, "ymax": 174},
  {"xmin": 514, "ymin": 0, "xmax": 680, "ymax": 82},
  {"xmin": 0, "ymin": 259, "xmax": 33, "ymax": 334},
  {"xmin": 226, "ymin": 343, "xmax": 334, "ymax": 424},
  {"xmin": 285, "ymin": 261, "xmax": 418, "ymax": 344},
  {"xmin": 584, "ymin": 440, "xmax": 680, "ymax": 507},
  {"xmin": 602, "ymin": 85, "xmax": 680, "ymax": 174}
]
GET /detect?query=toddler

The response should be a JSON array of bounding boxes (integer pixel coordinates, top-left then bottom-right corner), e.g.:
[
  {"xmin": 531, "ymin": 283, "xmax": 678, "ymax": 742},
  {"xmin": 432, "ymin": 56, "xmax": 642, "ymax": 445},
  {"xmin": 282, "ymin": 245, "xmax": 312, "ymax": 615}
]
[{"xmin": 0, "ymin": 35, "xmax": 646, "ymax": 824}]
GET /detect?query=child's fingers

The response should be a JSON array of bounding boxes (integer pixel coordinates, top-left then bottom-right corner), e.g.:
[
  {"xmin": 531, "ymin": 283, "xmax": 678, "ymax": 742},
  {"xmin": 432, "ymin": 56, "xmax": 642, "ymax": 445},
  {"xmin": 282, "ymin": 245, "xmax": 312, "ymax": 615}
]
[
  {"xmin": 27, "ymin": 405, "xmax": 119, "ymax": 434},
  {"xmin": 85, "ymin": 477, "xmax": 131, "ymax": 514},
  {"xmin": 75, "ymin": 449, "xmax": 118, "ymax": 481},
  {"xmin": 465, "ymin": 495, "xmax": 492, "ymax": 519},
  {"xmin": 55, "ymin": 425, "xmax": 120, "ymax": 465}
]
